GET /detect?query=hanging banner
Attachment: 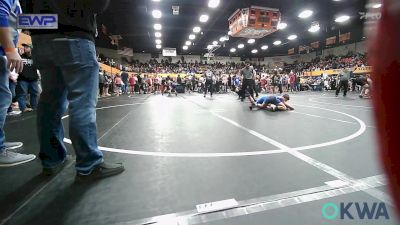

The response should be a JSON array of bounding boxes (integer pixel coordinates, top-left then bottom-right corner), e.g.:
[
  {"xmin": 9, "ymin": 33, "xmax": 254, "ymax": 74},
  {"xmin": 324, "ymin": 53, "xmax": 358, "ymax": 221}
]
[
  {"xmin": 326, "ymin": 36, "xmax": 336, "ymax": 46},
  {"xmin": 339, "ymin": 32, "xmax": 351, "ymax": 43},
  {"xmin": 311, "ymin": 41, "xmax": 320, "ymax": 49}
]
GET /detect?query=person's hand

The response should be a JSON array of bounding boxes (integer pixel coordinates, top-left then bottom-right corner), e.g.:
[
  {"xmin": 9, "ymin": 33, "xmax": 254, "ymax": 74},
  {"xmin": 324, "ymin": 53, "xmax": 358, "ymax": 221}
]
[{"xmin": 5, "ymin": 50, "xmax": 23, "ymax": 73}]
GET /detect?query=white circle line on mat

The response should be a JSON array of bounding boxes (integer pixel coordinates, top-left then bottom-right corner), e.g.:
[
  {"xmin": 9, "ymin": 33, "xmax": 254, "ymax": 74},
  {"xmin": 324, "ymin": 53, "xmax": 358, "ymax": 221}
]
[
  {"xmin": 63, "ymin": 102, "xmax": 366, "ymax": 157},
  {"xmin": 308, "ymin": 98, "xmax": 373, "ymax": 109}
]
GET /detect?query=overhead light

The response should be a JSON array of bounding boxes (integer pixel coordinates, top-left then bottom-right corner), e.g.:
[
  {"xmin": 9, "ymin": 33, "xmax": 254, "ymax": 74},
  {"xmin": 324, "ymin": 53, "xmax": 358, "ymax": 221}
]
[
  {"xmin": 199, "ymin": 15, "xmax": 209, "ymax": 23},
  {"xmin": 273, "ymin": 40, "xmax": 281, "ymax": 45},
  {"xmin": 155, "ymin": 32, "xmax": 162, "ymax": 38},
  {"xmin": 287, "ymin": 34, "xmax": 297, "ymax": 40},
  {"xmin": 152, "ymin": 0, "xmax": 161, "ymax": 1},
  {"xmin": 208, "ymin": 0, "xmax": 220, "ymax": 8},
  {"xmin": 251, "ymin": 49, "xmax": 258, "ymax": 54},
  {"xmin": 219, "ymin": 37, "xmax": 226, "ymax": 42},
  {"xmin": 247, "ymin": 39, "xmax": 255, "ymax": 44},
  {"xmin": 298, "ymin": 9, "xmax": 313, "ymax": 18},
  {"xmin": 261, "ymin": 45, "xmax": 268, "ymax": 50},
  {"xmin": 189, "ymin": 34, "xmax": 195, "ymax": 40},
  {"xmin": 183, "ymin": 46, "xmax": 188, "ymax": 50},
  {"xmin": 308, "ymin": 23, "xmax": 320, "ymax": 32},
  {"xmin": 238, "ymin": 43, "xmax": 244, "ymax": 48},
  {"xmin": 156, "ymin": 45, "xmax": 162, "ymax": 49},
  {"xmin": 335, "ymin": 15, "xmax": 350, "ymax": 23},
  {"xmin": 230, "ymin": 48, "xmax": 236, "ymax": 52},
  {"xmin": 228, "ymin": 31, "xmax": 232, "ymax": 35},
  {"xmin": 155, "ymin": 39, "xmax": 162, "ymax": 44},
  {"xmin": 207, "ymin": 45, "xmax": 213, "ymax": 50},
  {"xmin": 185, "ymin": 41, "xmax": 192, "ymax": 45},
  {"xmin": 372, "ymin": 3, "xmax": 382, "ymax": 8},
  {"xmin": 152, "ymin": 10, "xmax": 162, "ymax": 18},
  {"xmin": 332, "ymin": 0, "xmax": 341, "ymax": 1},
  {"xmin": 154, "ymin": 24, "xmax": 162, "ymax": 30},
  {"xmin": 193, "ymin": 27, "xmax": 201, "ymax": 33},
  {"xmin": 277, "ymin": 22, "xmax": 287, "ymax": 30},
  {"xmin": 212, "ymin": 41, "xmax": 218, "ymax": 45}
]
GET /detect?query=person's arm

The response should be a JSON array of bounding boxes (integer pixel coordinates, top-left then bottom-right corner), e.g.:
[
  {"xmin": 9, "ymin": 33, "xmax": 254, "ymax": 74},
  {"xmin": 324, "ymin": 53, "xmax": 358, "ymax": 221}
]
[
  {"xmin": 283, "ymin": 101, "xmax": 294, "ymax": 110},
  {"xmin": 0, "ymin": 0, "xmax": 23, "ymax": 73}
]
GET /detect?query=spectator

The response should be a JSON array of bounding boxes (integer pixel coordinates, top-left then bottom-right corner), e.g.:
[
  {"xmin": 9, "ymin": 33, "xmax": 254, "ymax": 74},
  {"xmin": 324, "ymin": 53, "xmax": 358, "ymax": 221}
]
[
  {"xmin": 0, "ymin": 0, "xmax": 36, "ymax": 167},
  {"xmin": 16, "ymin": 43, "xmax": 39, "ymax": 113},
  {"xmin": 30, "ymin": 0, "xmax": 124, "ymax": 179}
]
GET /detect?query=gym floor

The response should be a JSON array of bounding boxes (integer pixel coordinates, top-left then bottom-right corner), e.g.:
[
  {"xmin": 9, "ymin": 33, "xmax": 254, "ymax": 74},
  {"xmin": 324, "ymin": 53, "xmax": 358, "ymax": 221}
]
[{"xmin": 0, "ymin": 91, "xmax": 398, "ymax": 225}]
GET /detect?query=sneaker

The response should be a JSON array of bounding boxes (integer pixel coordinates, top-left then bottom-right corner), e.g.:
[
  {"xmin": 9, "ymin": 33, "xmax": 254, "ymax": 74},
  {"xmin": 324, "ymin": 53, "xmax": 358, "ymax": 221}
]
[
  {"xmin": 271, "ymin": 105, "xmax": 277, "ymax": 112},
  {"xmin": 76, "ymin": 162, "xmax": 124, "ymax": 181},
  {"xmin": 42, "ymin": 155, "xmax": 73, "ymax": 176},
  {"xmin": 249, "ymin": 106, "xmax": 253, "ymax": 110},
  {"xmin": 23, "ymin": 108, "xmax": 33, "ymax": 113},
  {"xmin": 0, "ymin": 150, "xmax": 36, "ymax": 167},
  {"xmin": 359, "ymin": 95, "xmax": 363, "ymax": 98},
  {"xmin": 4, "ymin": 142, "xmax": 23, "ymax": 150},
  {"xmin": 7, "ymin": 111, "xmax": 21, "ymax": 116}
]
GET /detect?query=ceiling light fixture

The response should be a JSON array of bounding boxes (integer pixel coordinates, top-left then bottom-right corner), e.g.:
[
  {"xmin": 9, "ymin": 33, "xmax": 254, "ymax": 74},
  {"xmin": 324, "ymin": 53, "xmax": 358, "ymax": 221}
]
[
  {"xmin": 287, "ymin": 34, "xmax": 297, "ymax": 40},
  {"xmin": 230, "ymin": 48, "xmax": 236, "ymax": 52},
  {"xmin": 335, "ymin": 15, "xmax": 350, "ymax": 23},
  {"xmin": 219, "ymin": 37, "xmax": 226, "ymax": 42},
  {"xmin": 155, "ymin": 39, "xmax": 162, "ymax": 44},
  {"xmin": 238, "ymin": 43, "xmax": 244, "ymax": 48},
  {"xmin": 193, "ymin": 27, "xmax": 201, "ymax": 33},
  {"xmin": 212, "ymin": 41, "xmax": 218, "ymax": 45},
  {"xmin": 372, "ymin": 3, "xmax": 382, "ymax": 8},
  {"xmin": 154, "ymin": 24, "xmax": 162, "ymax": 30},
  {"xmin": 273, "ymin": 40, "xmax": 282, "ymax": 45},
  {"xmin": 251, "ymin": 49, "xmax": 258, "ymax": 54},
  {"xmin": 261, "ymin": 45, "xmax": 268, "ymax": 50},
  {"xmin": 183, "ymin": 46, "xmax": 188, "ymax": 50},
  {"xmin": 189, "ymin": 34, "xmax": 196, "ymax": 40},
  {"xmin": 155, "ymin": 32, "xmax": 162, "ymax": 38},
  {"xmin": 308, "ymin": 23, "xmax": 320, "ymax": 32},
  {"xmin": 247, "ymin": 39, "xmax": 255, "ymax": 44},
  {"xmin": 208, "ymin": 0, "xmax": 220, "ymax": 8},
  {"xmin": 277, "ymin": 22, "xmax": 287, "ymax": 30},
  {"xmin": 152, "ymin": 10, "xmax": 162, "ymax": 19},
  {"xmin": 156, "ymin": 45, "xmax": 162, "ymax": 49},
  {"xmin": 185, "ymin": 41, "xmax": 192, "ymax": 45},
  {"xmin": 298, "ymin": 9, "xmax": 313, "ymax": 18},
  {"xmin": 199, "ymin": 15, "xmax": 209, "ymax": 23}
]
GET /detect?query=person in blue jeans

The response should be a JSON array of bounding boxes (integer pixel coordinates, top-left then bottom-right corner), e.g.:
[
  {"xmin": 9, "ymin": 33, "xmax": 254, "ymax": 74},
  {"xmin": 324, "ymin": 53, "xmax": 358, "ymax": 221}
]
[
  {"xmin": 0, "ymin": 0, "xmax": 36, "ymax": 167},
  {"xmin": 30, "ymin": 0, "xmax": 124, "ymax": 180},
  {"xmin": 16, "ymin": 43, "xmax": 39, "ymax": 113}
]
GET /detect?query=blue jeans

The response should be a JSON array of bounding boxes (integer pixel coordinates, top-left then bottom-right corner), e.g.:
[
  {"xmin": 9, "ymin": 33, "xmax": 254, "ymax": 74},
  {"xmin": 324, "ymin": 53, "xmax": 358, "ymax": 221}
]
[
  {"xmin": 7, "ymin": 81, "xmax": 16, "ymax": 113},
  {"xmin": 16, "ymin": 80, "xmax": 39, "ymax": 111},
  {"xmin": 0, "ymin": 57, "xmax": 12, "ymax": 153},
  {"xmin": 32, "ymin": 36, "xmax": 103, "ymax": 173}
]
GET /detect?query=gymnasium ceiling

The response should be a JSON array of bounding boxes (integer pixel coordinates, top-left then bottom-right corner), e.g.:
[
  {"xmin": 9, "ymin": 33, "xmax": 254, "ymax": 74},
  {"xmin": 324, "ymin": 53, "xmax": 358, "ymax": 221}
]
[{"xmin": 96, "ymin": 0, "xmax": 372, "ymax": 58}]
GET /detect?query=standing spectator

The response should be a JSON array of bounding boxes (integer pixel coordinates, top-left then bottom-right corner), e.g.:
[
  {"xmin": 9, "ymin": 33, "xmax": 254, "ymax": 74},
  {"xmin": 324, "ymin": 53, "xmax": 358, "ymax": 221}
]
[
  {"xmin": 0, "ymin": 0, "xmax": 36, "ymax": 166},
  {"xmin": 121, "ymin": 70, "xmax": 129, "ymax": 94},
  {"xmin": 103, "ymin": 71, "xmax": 111, "ymax": 97},
  {"xmin": 289, "ymin": 72, "xmax": 295, "ymax": 92},
  {"xmin": 16, "ymin": 43, "xmax": 39, "ymax": 112},
  {"xmin": 30, "ymin": 0, "xmax": 124, "ymax": 178},
  {"xmin": 98, "ymin": 70, "xmax": 105, "ymax": 97},
  {"xmin": 114, "ymin": 74, "xmax": 122, "ymax": 96},
  {"xmin": 128, "ymin": 74, "xmax": 136, "ymax": 94}
]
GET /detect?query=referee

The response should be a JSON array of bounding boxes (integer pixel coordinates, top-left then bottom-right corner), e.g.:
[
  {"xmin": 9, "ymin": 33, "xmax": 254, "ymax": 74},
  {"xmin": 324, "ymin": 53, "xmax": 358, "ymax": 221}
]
[{"xmin": 240, "ymin": 61, "xmax": 255, "ymax": 101}]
